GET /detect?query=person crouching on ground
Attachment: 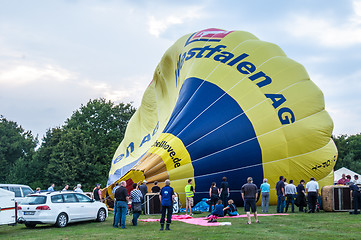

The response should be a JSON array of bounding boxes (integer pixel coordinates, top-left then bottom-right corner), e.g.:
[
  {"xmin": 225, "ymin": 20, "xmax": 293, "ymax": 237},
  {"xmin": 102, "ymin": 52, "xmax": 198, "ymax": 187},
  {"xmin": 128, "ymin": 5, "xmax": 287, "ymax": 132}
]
[
  {"xmin": 159, "ymin": 179, "xmax": 175, "ymax": 231},
  {"xmin": 207, "ymin": 199, "xmax": 224, "ymax": 218},
  {"xmin": 241, "ymin": 177, "xmax": 259, "ymax": 224},
  {"xmin": 223, "ymin": 199, "xmax": 238, "ymax": 216}
]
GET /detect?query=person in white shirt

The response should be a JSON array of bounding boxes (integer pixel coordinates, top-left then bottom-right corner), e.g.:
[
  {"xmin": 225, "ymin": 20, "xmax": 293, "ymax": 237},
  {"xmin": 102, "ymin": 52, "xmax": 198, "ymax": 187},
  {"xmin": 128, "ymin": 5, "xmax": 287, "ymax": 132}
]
[
  {"xmin": 285, "ymin": 180, "xmax": 297, "ymax": 213},
  {"xmin": 47, "ymin": 183, "xmax": 55, "ymax": 192},
  {"xmin": 352, "ymin": 175, "xmax": 361, "ymax": 185},
  {"xmin": 306, "ymin": 177, "xmax": 319, "ymax": 213},
  {"xmin": 74, "ymin": 184, "xmax": 83, "ymax": 193}
]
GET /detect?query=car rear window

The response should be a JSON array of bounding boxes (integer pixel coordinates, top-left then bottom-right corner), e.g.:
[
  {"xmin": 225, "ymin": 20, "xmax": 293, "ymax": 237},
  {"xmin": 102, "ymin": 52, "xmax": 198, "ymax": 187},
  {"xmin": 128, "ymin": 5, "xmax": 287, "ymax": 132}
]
[
  {"xmin": 9, "ymin": 187, "xmax": 22, "ymax": 197},
  {"xmin": 51, "ymin": 195, "xmax": 64, "ymax": 203},
  {"xmin": 63, "ymin": 194, "xmax": 78, "ymax": 203},
  {"xmin": 75, "ymin": 193, "xmax": 91, "ymax": 202},
  {"xmin": 22, "ymin": 187, "xmax": 33, "ymax": 196},
  {"xmin": 22, "ymin": 196, "xmax": 47, "ymax": 205}
]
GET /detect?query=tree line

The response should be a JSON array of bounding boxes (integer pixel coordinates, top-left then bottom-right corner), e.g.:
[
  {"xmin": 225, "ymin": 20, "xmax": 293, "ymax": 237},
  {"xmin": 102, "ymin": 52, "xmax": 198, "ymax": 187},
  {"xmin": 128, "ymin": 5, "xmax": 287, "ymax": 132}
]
[
  {"xmin": 0, "ymin": 98, "xmax": 135, "ymax": 192},
  {"xmin": 1, "ymin": 98, "xmax": 360, "ymax": 191},
  {"xmin": 333, "ymin": 134, "xmax": 361, "ymax": 174}
]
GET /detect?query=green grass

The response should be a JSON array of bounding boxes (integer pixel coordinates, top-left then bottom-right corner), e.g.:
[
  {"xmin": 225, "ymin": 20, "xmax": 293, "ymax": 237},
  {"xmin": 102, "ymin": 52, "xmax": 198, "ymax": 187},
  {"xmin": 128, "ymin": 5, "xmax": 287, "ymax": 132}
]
[{"xmin": 0, "ymin": 206, "xmax": 359, "ymax": 240}]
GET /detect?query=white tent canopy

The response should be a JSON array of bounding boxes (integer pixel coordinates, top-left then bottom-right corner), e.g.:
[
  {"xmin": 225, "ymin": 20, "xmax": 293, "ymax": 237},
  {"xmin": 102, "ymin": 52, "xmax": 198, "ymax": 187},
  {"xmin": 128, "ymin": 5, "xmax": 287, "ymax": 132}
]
[{"xmin": 334, "ymin": 167, "xmax": 360, "ymax": 183}]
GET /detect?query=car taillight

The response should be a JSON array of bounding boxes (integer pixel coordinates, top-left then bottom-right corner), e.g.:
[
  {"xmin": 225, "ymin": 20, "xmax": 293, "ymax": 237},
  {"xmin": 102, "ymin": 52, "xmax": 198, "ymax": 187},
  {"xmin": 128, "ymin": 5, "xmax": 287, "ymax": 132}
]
[
  {"xmin": 17, "ymin": 205, "xmax": 22, "ymax": 210},
  {"xmin": 36, "ymin": 205, "xmax": 51, "ymax": 210}
]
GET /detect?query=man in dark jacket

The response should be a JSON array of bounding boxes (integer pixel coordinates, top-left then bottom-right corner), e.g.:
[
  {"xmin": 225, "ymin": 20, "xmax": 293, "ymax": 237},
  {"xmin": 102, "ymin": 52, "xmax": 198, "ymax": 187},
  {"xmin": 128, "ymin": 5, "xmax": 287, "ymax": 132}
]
[
  {"xmin": 159, "ymin": 179, "xmax": 175, "ymax": 231},
  {"xmin": 276, "ymin": 176, "xmax": 285, "ymax": 213},
  {"xmin": 349, "ymin": 182, "xmax": 361, "ymax": 214},
  {"xmin": 113, "ymin": 181, "xmax": 129, "ymax": 229}
]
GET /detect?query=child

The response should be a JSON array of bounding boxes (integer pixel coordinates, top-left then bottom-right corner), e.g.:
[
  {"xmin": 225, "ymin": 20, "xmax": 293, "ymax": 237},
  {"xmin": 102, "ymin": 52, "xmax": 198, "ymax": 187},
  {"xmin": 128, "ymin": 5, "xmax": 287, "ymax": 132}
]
[{"xmin": 223, "ymin": 199, "xmax": 239, "ymax": 216}]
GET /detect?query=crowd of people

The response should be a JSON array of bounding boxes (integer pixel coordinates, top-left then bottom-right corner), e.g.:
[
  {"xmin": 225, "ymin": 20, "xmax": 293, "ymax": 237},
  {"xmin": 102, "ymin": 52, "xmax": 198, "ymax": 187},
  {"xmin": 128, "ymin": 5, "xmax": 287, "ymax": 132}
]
[
  {"xmin": 36, "ymin": 183, "xmax": 104, "ymax": 202},
  {"xmin": 38, "ymin": 172, "xmax": 361, "ymax": 229},
  {"xmin": 110, "ymin": 175, "xmax": 322, "ymax": 228},
  {"xmin": 112, "ymin": 173, "xmax": 361, "ymax": 228},
  {"xmin": 335, "ymin": 174, "xmax": 361, "ymax": 214}
]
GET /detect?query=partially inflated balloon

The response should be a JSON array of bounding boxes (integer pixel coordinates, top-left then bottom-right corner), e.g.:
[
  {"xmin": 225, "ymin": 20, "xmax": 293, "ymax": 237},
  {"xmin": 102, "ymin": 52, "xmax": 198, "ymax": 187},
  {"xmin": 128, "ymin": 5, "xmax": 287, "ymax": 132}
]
[{"xmin": 103, "ymin": 28, "xmax": 337, "ymax": 206}]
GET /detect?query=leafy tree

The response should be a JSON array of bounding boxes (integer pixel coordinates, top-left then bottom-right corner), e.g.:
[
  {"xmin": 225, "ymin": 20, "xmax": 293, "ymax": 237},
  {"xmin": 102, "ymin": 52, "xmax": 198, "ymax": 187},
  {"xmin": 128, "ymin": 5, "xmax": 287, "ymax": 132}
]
[
  {"xmin": 333, "ymin": 134, "xmax": 361, "ymax": 173},
  {"xmin": 36, "ymin": 99, "xmax": 136, "ymax": 191},
  {"xmin": 29, "ymin": 127, "xmax": 64, "ymax": 189},
  {"xmin": 0, "ymin": 116, "xmax": 37, "ymax": 183}
]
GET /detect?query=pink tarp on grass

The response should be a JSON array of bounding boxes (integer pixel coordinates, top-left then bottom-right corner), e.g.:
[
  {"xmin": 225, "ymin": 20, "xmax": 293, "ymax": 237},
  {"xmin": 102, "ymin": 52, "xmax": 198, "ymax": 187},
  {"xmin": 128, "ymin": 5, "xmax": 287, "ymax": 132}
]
[{"xmin": 139, "ymin": 213, "xmax": 289, "ymax": 226}]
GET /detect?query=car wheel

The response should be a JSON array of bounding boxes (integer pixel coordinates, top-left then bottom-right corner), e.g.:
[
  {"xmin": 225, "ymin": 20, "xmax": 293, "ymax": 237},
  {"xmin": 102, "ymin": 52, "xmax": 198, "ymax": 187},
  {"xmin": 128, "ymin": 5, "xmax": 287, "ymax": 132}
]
[
  {"xmin": 25, "ymin": 222, "xmax": 36, "ymax": 228},
  {"xmin": 96, "ymin": 208, "xmax": 106, "ymax": 222},
  {"xmin": 55, "ymin": 213, "xmax": 68, "ymax": 228}
]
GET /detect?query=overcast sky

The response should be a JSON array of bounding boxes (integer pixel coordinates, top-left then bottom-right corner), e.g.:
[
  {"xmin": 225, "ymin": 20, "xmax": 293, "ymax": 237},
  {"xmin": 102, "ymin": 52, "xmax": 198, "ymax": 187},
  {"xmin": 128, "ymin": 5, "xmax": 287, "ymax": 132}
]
[{"xmin": 0, "ymin": 0, "xmax": 360, "ymax": 140}]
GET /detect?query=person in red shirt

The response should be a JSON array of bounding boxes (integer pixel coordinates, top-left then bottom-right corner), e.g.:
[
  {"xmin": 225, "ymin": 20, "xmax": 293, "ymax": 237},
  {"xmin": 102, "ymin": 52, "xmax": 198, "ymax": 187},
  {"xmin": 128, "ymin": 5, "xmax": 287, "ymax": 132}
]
[{"xmin": 337, "ymin": 174, "xmax": 348, "ymax": 185}]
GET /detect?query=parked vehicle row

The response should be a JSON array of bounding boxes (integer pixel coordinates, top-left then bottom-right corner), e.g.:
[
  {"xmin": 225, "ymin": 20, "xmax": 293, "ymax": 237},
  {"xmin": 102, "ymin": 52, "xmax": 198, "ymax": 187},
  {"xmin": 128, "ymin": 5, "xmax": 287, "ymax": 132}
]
[
  {"xmin": 17, "ymin": 191, "xmax": 108, "ymax": 228},
  {"xmin": 0, "ymin": 184, "xmax": 34, "ymax": 204}
]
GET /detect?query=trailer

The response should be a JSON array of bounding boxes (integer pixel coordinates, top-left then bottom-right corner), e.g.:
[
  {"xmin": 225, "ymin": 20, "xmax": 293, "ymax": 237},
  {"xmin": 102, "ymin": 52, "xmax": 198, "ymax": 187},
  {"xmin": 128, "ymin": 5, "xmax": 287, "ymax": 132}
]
[{"xmin": 0, "ymin": 188, "xmax": 17, "ymax": 226}]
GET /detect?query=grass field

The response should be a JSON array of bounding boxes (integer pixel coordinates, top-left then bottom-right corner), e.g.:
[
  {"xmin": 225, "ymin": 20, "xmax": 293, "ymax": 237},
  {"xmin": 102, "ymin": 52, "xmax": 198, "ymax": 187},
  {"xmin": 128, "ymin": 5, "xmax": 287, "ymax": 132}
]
[{"xmin": 1, "ymin": 206, "xmax": 360, "ymax": 240}]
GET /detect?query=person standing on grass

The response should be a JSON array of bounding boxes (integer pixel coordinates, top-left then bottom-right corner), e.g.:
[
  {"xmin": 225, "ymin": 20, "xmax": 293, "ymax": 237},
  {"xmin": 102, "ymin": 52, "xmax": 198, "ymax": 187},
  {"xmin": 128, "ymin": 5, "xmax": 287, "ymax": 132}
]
[
  {"xmin": 159, "ymin": 179, "xmax": 175, "ymax": 231},
  {"xmin": 151, "ymin": 181, "xmax": 161, "ymax": 193},
  {"xmin": 92, "ymin": 184, "xmax": 103, "ymax": 202},
  {"xmin": 306, "ymin": 177, "xmax": 319, "ymax": 213},
  {"xmin": 282, "ymin": 178, "xmax": 288, "ymax": 209},
  {"xmin": 337, "ymin": 174, "xmax": 348, "ymax": 185},
  {"xmin": 139, "ymin": 180, "xmax": 148, "ymax": 214},
  {"xmin": 260, "ymin": 178, "xmax": 270, "ymax": 213},
  {"xmin": 48, "ymin": 183, "xmax": 55, "ymax": 192},
  {"xmin": 209, "ymin": 182, "xmax": 219, "ymax": 212},
  {"xmin": 352, "ymin": 175, "xmax": 361, "ymax": 185},
  {"xmin": 285, "ymin": 180, "xmax": 297, "ymax": 213},
  {"xmin": 130, "ymin": 183, "xmax": 143, "ymax": 226},
  {"xmin": 241, "ymin": 177, "xmax": 259, "ymax": 224},
  {"xmin": 219, "ymin": 177, "xmax": 230, "ymax": 209},
  {"xmin": 113, "ymin": 181, "xmax": 129, "ymax": 229},
  {"xmin": 74, "ymin": 184, "xmax": 83, "ymax": 193},
  {"xmin": 185, "ymin": 179, "xmax": 195, "ymax": 216},
  {"xmin": 349, "ymin": 182, "xmax": 361, "ymax": 214},
  {"xmin": 296, "ymin": 180, "xmax": 307, "ymax": 212},
  {"xmin": 112, "ymin": 182, "xmax": 120, "ymax": 195},
  {"xmin": 276, "ymin": 176, "xmax": 285, "ymax": 213}
]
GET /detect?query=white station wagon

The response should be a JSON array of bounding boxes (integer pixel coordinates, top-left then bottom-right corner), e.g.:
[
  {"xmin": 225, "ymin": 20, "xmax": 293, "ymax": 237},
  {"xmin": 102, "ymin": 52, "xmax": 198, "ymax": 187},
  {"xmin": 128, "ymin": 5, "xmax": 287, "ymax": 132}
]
[{"xmin": 17, "ymin": 191, "xmax": 108, "ymax": 228}]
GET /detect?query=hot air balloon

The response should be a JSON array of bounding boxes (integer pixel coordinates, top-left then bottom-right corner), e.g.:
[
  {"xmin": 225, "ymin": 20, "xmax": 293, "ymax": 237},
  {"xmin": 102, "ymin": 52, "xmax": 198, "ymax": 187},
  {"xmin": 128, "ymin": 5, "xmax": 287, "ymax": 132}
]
[{"xmin": 103, "ymin": 28, "xmax": 337, "ymax": 207}]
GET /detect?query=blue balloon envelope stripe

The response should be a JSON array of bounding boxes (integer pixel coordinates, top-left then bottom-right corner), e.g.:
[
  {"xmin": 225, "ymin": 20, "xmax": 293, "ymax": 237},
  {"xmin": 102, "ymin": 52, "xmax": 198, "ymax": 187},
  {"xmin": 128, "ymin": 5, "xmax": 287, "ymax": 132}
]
[{"xmin": 164, "ymin": 77, "xmax": 263, "ymax": 204}]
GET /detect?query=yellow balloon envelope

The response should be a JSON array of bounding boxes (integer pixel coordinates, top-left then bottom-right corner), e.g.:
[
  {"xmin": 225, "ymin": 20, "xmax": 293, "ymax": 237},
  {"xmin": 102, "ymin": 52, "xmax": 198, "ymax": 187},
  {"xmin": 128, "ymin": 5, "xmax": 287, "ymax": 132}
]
[{"xmin": 104, "ymin": 28, "xmax": 338, "ymax": 206}]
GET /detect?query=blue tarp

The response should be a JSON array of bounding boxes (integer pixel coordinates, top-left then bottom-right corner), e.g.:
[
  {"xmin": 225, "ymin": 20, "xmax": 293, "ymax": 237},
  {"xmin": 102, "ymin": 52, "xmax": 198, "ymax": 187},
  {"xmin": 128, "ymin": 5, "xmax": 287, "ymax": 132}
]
[{"xmin": 180, "ymin": 198, "xmax": 209, "ymax": 212}]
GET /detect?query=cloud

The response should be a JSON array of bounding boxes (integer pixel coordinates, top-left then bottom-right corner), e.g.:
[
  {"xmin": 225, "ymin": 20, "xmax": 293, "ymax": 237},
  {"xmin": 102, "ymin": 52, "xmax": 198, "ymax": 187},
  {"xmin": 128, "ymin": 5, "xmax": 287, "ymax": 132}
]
[
  {"xmin": 0, "ymin": 59, "xmax": 147, "ymax": 137},
  {"xmin": 79, "ymin": 75, "xmax": 148, "ymax": 108},
  {"xmin": 0, "ymin": 64, "xmax": 72, "ymax": 86},
  {"xmin": 147, "ymin": 6, "xmax": 205, "ymax": 37},
  {"xmin": 0, "ymin": 60, "xmax": 146, "ymax": 105},
  {"xmin": 284, "ymin": 0, "xmax": 361, "ymax": 47},
  {"xmin": 309, "ymin": 69, "xmax": 361, "ymax": 135}
]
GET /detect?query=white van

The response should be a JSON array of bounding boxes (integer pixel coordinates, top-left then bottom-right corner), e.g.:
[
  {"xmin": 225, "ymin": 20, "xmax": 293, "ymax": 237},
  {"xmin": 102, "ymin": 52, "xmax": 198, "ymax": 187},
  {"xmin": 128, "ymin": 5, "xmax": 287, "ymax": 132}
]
[
  {"xmin": 0, "ymin": 184, "xmax": 34, "ymax": 204},
  {"xmin": 0, "ymin": 188, "xmax": 17, "ymax": 225}
]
